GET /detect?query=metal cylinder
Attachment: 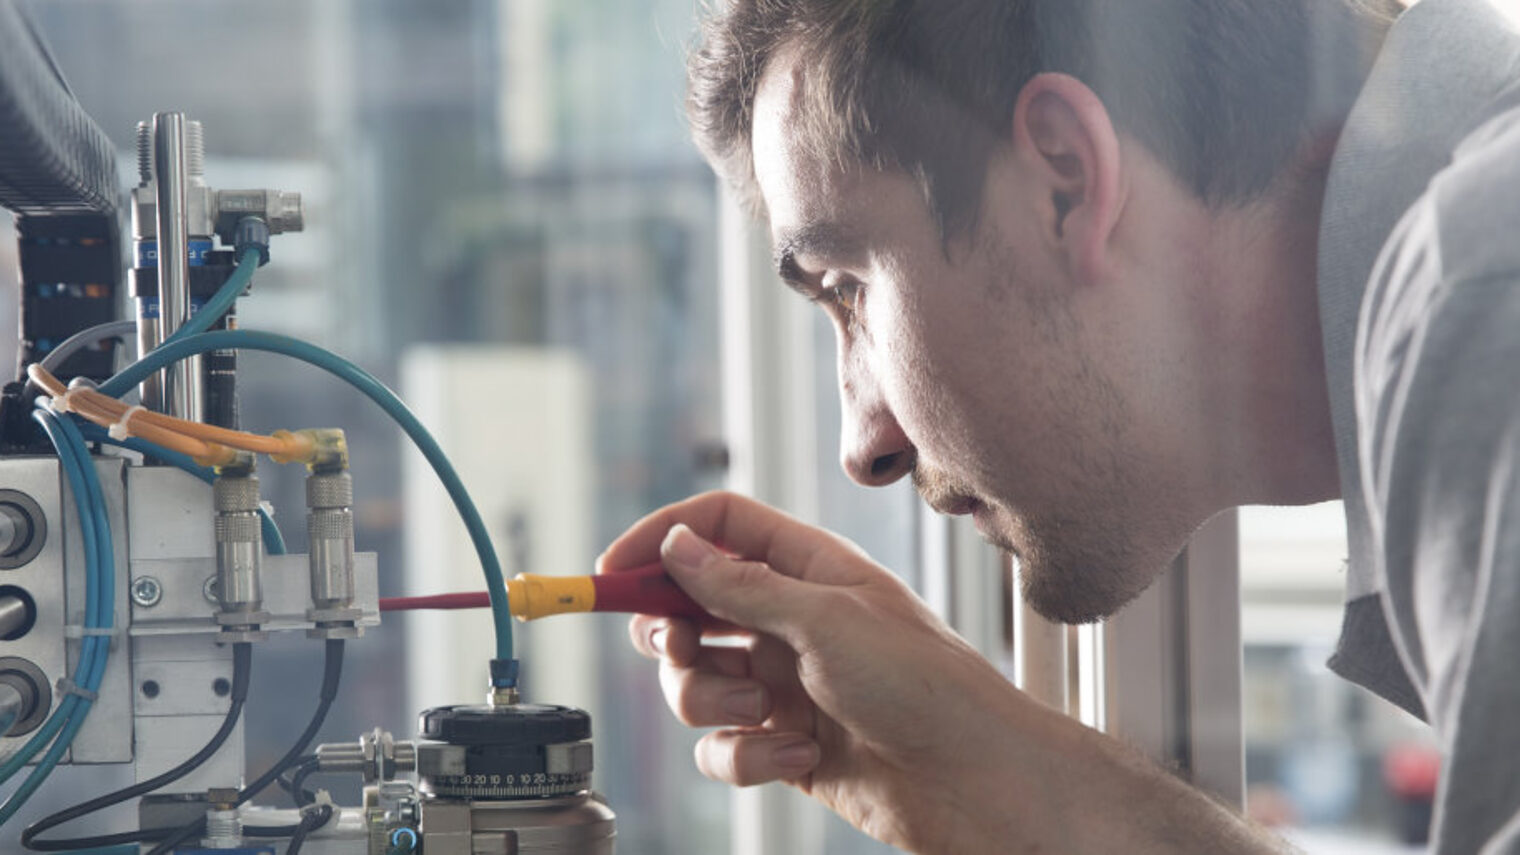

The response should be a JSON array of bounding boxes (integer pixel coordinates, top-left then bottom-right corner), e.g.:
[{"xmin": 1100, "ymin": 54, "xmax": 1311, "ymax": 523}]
[
  {"xmin": 0, "ymin": 595, "xmax": 28, "ymax": 640},
  {"xmin": 152, "ymin": 111, "xmax": 201, "ymax": 421},
  {"xmin": 0, "ymin": 683, "xmax": 24, "ymax": 738},
  {"xmin": 214, "ymin": 474, "xmax": 263, "ymax": 617},
  {"xmin": 0, "ymin": 511, "xmax": 19, "ymax": 558},
  {"xmin": 421, "ymin": 795, "xmax": 616, "ymax": 855},
  {"xmin": 203, "ymin": 808, "xmax": 242, "ymax": 849},
  {"xmin": 306, "ymin": 472, "xmax": 355, "ymax": 611}
]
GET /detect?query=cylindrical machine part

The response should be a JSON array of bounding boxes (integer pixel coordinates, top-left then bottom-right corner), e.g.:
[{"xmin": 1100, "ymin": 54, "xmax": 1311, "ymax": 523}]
[
  {"xmin": 0, "ymin": 491, "xmax": 43, "ymax": 570},
  {"xmin": 203, "ymin": 807, "xmax": 242, "ymax": 849},
  {"xmin": 0, "ymin": 657, "xmax": 48, "ymax": 736},
  {"xmin": 416, "ymin": 704, "xmax": 614, "ymax": 855},
  {"xmin": 214, "ymin": 474, "xmax": 263, "ymax": 618},
  {"xmin": 153, "ymin": 111, "xmax": 201, "ymax": 422},
  {"xmin": 306, "ymin": 471, "xmax": 355, "ymax": 611},
  {"xmin": 317, "ymin": 729, "xmax": 418, "ymax": 784},
  {"xmin": 422, "ymin": 795, "xmax": 617, "ymax": 855},
  {"xmin": 0, "ymin": 683, "xmax": 25, "ymax": 739},
  {"xmin": 0, "ymin": 510, "xmax": 21, "ymax": 558},
  {"xmin": 0, "ymin": 595, "xmax": 28, "ymax": 640}
]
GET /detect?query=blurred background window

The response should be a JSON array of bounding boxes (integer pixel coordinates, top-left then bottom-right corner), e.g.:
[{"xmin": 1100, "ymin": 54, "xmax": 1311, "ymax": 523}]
[{"xmin": 1240, "ymin": 503, "xmax": 1434, "ymax": 854}]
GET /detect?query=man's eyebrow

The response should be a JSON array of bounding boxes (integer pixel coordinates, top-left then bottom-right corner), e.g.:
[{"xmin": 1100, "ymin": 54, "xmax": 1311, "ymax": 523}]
[{"xmin": 772, "ymin": 222, "xmax": 864, "ymax": 294}]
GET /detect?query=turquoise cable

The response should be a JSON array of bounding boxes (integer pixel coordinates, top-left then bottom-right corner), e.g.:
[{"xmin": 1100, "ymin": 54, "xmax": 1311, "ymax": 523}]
[
  {"xmin": 0, "ymin": 412, "xmax": 94, "ymax": 783},
  {"xmin": 0, "ymin": 410, "xmax": 112, "ymax": 814},
  {"xmin": 160, "ymin": 247, "xmax": 260, "ymax": 348},
  {"xmin": 0, "ymin": 412, "xmax": 102, "ymax": 772},
  {"xmin": 97, "ymin": 330, "xmax": 513, "ymax": 662},
  {"xmin": 75, "ymin": 424, "xmax": 287, "ymax": 556},
  {"xmin": 0, "ymin": 412, "xmax": 115, "ymax": 825}
]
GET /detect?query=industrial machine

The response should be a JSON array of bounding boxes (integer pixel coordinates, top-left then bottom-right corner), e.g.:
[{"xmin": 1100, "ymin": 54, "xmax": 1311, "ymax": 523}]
[{"xmin": 0, "ymin": 3, "xmax": 628, "ymax": 852}]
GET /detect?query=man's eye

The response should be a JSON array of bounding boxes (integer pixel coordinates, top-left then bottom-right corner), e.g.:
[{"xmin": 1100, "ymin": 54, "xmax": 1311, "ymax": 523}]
[{"xmin": 820, "ymin": 276, "xmax": 863, "ymax": 314}]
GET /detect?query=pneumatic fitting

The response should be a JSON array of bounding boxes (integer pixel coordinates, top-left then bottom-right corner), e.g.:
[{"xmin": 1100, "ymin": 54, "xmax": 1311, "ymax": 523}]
[
  {"xmin": 305, "ymin": 465, "xmax": 361, "ymax": 640},
  {"xmin": 213, "ymin": 456, "xmax": 269, "ymax": 642}
]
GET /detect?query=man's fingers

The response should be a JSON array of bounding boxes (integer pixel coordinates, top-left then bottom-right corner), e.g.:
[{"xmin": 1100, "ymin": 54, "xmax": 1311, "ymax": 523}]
[
  {"xmin": 597, "ymin": 490, "xmax": 867, "ymax": 587},
  {"xmin": 659, "ymin": 524, "xmax": 826, "ymax": 644},
  {"xmin": 695, "ymin": 729, "xmax": 821, "ymax": 787},
  {"xmin": 628, "ymin": 616, "xmax": 701, "ymax": 666},
  {"xmin": 659, "ymin": 659, "xmax": 771, "ymax": 727}
]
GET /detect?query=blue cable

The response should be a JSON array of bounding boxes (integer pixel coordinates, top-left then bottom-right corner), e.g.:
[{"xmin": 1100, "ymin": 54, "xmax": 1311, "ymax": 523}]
[
  {"xmin": 0, "ymin": 413, "xmax": 116, "ymax": 824},
  {"xmin": 0, "ymin": 409, "xmax": 114, "ymax": 821},
  {"xmin": 0, "ymin": 412, "xmax": 97, "ymax": 784},
  {"xmin": 75, "ymin": 423, "xmax": 287, "ymax": 556},
  {"xmin": 97, "ymin": 329, "xmax": 514, "ymax": 664},
  {"xmin": 160, "ymin": 247, "xmax": 260, "ymax": 348}
]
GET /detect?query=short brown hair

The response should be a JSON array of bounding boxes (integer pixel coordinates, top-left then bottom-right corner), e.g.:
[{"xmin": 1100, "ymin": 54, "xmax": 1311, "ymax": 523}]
[{"xmin": 687, "ymin": 0, "xmax": 1397, "ymax": 237}]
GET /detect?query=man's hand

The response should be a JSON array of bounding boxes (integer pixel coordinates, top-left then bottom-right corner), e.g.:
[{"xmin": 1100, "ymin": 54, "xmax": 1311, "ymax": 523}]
[
  {"xmin": 598, "ymin": 491, "xmax": 1071, "ymax": 852},
  {"xmin": 599, "ymin": 491, "xmax": 1287, "ymax": 854}
]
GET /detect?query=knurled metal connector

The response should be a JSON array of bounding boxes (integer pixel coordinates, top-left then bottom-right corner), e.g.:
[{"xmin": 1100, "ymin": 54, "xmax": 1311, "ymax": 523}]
[
  {"xmin": 306, "ymin": 470, "xmax": 354, "ymax": 508},
  {"xmin": 214, "ymin": 469, "xmax": 266, "ymax": 640},
  {"xmin": 305, "ymin": 467, "xmax": 358, "ymax": 638}
]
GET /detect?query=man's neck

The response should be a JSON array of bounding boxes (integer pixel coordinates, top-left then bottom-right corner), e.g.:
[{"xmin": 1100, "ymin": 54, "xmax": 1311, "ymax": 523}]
[{"xmin": 1199, "ymin": 152, "xmax": 1342, "ymax": 509}]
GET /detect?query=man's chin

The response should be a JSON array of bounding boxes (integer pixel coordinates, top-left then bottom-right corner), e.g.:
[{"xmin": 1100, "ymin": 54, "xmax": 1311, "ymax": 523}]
[
  {"xmin": 972, "ymin": 506, "xmax": 1171, "ymax": 624},
  {"xmin": 1003, "ymin": 537, "xmax": 1160, "ymax": 625},
  {"xmin": 1020, "ymin": 580, "xmax": 1137, "ymax": 625}
]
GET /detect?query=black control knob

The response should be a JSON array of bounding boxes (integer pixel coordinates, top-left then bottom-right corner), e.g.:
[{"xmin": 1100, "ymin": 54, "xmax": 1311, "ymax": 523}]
[{"xmin": 416, "ymin": 704, "xmax": 594, "ymax": 800}]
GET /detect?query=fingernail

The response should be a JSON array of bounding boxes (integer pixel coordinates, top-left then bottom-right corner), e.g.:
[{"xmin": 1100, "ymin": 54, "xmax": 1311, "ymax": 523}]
[
  {"xmin": 649, "ymin": 626, "xmax": 668, "ymax": 656},
  {"xmin": 772, "ymin": 741, "xmax": 819, "ymax": 770},
  {"xmin": 663, "ymin": 524, "xmax": 717, "ymax": 570},
  {"xmin": 721, "ymin": 687, "xmax": 764, "ymax": 723}
]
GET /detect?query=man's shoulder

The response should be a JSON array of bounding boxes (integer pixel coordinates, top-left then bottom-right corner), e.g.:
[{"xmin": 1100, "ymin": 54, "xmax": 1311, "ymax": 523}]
[
  {"xmin": 1362, "ymin": 85, "xmax": 1520, "ymax": 358},
  {"xmin": 1426, "ymin": 89, "xmax": 1520, "ymax": 284}
]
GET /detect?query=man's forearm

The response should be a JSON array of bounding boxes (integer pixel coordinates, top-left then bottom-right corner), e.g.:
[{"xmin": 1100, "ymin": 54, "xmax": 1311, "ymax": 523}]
[{"xmin": 933, "ymin": 688, "xmax": 1294, "ymax": 855}]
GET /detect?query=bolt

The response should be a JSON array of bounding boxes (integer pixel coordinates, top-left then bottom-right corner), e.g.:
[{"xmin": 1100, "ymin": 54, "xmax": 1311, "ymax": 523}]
[
  {"xmin": 203, "ymin": 576, "xmax": 220, "ymax": 604},
  {"xmin": 131, "ymin": 576, "xmax": 163, "ymax": 608}
]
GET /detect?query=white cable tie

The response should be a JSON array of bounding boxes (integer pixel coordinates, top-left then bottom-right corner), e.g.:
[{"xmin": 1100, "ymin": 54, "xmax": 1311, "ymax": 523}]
[
  {"xmin": 54, "ymin": 677, "xmax": 99, "ymax": 702},
  {"xmin": 109, "ymin": 405, "xmax": 147, "ymax": 440},
  {"xmin": 48, "ymin": 391, "xmax": 73, "ymax": 414},
  {"xmin": 64, "ymin": 624, "xmax": 124, "ymax": 639}
]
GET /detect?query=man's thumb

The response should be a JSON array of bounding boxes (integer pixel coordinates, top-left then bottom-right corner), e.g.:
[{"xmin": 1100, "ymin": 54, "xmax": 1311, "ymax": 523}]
[{"xmin": 660, "ymin": 524, "xmax": 813, "ymax": 641}]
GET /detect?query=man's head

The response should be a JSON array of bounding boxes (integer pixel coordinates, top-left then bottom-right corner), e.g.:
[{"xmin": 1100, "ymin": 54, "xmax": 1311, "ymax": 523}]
[{"xmin": 689, "ymin": 0, "xmax": 1391, "ymax": 622}]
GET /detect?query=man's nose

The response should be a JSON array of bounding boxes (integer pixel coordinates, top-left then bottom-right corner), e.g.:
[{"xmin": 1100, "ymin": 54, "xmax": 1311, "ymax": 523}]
[{"xmin": 839, "ymin": 371, "xmax": 915, "ymax": 488}]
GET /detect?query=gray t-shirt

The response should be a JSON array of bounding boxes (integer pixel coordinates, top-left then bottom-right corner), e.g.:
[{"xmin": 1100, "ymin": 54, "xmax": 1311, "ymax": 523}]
[{"xmin": 1321, "ymin": 0, "xmax": 1520, "ymax": 850}]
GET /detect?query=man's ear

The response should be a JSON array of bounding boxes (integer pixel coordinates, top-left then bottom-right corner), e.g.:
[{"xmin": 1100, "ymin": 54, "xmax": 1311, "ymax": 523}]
[{"xmin": 1011, "ymin": 73, "xmax": 1125, "ymax": 285}]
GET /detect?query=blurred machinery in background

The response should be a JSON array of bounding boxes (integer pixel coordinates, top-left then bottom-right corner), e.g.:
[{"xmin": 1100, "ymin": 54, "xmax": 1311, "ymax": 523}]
[{"xmin": 0, "ymin": 1, "xmax": 615, "ymax": 852}]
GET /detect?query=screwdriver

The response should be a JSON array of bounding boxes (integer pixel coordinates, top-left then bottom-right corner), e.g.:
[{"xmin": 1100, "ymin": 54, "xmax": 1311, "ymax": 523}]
[{"xmin": 379, "ymin": 562, "xmax": 709, "ymax": 621}]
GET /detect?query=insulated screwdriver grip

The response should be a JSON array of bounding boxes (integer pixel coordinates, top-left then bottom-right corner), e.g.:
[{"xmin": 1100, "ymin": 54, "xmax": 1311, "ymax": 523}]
[
  {"xmin": 503, "ymin": 563, "xmax": 708, "ymax": 621},
  {"xmin": 590, "ymin": 563, "xmax": 708, "ymax": 619}
]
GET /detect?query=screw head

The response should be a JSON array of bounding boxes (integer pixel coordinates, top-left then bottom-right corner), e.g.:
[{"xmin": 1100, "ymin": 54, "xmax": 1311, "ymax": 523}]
[
  {"xmin": 203, "ymin": 576, "xmax": 220, "ymax": 604},
  {"xmin": 130, "ymin": 576, "xmax": 163, "ymax": 608}
]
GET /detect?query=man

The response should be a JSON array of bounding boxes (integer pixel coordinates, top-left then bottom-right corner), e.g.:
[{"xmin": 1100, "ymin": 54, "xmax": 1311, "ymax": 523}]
[{"xmin": 596, "ymin": 0, "xmax": 1520, "ymax": 851}]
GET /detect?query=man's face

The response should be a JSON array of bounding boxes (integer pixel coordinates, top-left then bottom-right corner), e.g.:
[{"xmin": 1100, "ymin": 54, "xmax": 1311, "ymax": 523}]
[{"xmin": 752, "ymin": 54, "xmax": 1198, "ymax": 623}]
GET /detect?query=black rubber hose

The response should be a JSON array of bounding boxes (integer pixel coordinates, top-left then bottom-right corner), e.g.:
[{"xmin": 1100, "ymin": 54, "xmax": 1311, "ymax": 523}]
[
  {"xmin": 146, "ymin": 639, "xmax": 345, "ymax": 855},
  {"xmin": 20, "ymin": 643, "xmax": 254, "ymax": 852}
]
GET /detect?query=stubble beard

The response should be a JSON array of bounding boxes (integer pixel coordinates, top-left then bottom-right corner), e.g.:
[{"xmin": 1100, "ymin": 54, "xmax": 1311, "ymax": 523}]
[
  {"xmin": 907, "ymin": 231, "xmax": 1179, "ymax": 625},
  {"xmin": 915, "ymin": 465, "xmax": 1151, "ymax": 624}
]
